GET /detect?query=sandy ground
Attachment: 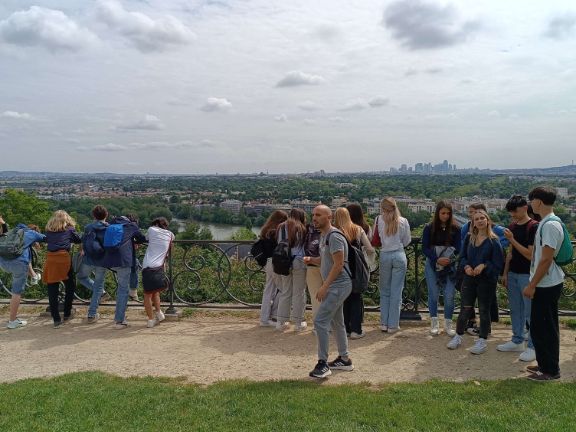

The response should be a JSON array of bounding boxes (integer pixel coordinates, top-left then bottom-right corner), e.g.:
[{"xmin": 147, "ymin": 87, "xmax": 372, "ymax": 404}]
[{"xmin": 1, "ymin": 306, "xmax": 575, "ymax": 384}]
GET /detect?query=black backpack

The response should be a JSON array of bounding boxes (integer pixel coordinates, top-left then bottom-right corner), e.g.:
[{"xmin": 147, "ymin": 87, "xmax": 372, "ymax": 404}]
[
  {"xmin": 272, "ymin": 225, "xmax": 293, "ymax": 276},
  {"xmin": 326, "ymin": 230, "xmax": 370, "ymax": 294},
  {"xmin": 250, "ymin": 237, "xmax": 277, "ymax": 267},
  {"xmin": 0, "ymin": 228, "xmax": 25, "ymax": 259}
]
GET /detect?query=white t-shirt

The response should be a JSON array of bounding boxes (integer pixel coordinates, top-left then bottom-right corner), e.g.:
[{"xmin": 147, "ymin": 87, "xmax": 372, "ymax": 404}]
[
  {"xmin": 530, "ymin": 213, "xmax": 565, "ymax": 287},
  {"xmin": 375, "ymin": 216, "xmax": 411, "ymax": 252},
  {"xmin": 143, "ymin": 226, "xmax": 174, "ymax": 269}
]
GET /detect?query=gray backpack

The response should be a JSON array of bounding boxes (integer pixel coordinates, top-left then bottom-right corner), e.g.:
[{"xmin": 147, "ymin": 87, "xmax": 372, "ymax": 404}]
[{"xmin": 0, "ymin": 228, "xmax": 25, "ymax": 259}]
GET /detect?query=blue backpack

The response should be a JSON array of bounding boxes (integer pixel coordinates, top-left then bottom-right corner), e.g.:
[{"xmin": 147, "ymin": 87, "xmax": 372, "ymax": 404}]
[{"xmin": 103, "ymin": 224, "xmax": 125, "ymax": 249}]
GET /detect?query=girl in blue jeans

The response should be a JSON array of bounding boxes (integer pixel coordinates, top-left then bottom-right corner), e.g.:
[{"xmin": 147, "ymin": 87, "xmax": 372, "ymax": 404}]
[
  {"xmin": 422, "ymin": 201, "xmax": 460, "ymax": 336},
  {"xmin": 372, "ymin": 198, "xmax": 411, "ymax": 333}
]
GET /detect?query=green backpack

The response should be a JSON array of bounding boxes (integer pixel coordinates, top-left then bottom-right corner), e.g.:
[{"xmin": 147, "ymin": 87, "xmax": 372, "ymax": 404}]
[
  {"xmin": 0, "ymin": 228, "xmax": 25, "ymax": 259},
  {"xmin": 539, "ymin": 216, "xmax": 574, "ymax": 266}
]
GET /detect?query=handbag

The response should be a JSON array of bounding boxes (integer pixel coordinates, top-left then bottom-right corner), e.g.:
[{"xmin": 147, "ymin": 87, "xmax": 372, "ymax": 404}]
[{"xmin": 371, "ymin": 216, "xmax": 382, "ymax": 247}]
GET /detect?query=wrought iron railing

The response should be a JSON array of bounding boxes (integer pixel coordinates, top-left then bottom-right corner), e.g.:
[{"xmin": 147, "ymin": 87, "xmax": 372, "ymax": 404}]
[{"xmin": 1, "ymin": 239, "xmax": 575, "ymax": 318}]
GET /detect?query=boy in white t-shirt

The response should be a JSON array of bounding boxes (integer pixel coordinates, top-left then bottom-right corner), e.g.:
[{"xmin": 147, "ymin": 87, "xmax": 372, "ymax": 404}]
[
  {"xmin": 523, "ymin": 187, "xmax": 565, "ymax": 381},
  {"xmin": 142, "ymin": 217, "xmax": 174, "ymax": 328}
]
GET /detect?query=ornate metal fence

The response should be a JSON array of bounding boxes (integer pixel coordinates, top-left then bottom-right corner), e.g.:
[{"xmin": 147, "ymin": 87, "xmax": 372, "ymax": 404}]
[{"xmin": 1, "ymin": 239, "xmax": 575, "ymax": 318}]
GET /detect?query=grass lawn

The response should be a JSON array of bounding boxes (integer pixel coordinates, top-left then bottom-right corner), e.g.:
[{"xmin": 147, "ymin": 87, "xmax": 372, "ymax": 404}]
[{"xmin": 1, "ymin": 372, "xmax": 575, "ymax": 431}]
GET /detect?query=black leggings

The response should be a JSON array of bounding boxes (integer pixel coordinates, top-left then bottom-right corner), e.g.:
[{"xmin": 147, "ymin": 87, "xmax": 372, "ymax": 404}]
[
  {"xmin": 456, "ymin": 275, "xmax": 496, "ymax": 339},
  {"xmin": 343, "ymin": 292, "xmax": 364, "ymax": 334},
  {"xmin": 48, "ymin": 267, "xmax": 75, "ymax": 323}
]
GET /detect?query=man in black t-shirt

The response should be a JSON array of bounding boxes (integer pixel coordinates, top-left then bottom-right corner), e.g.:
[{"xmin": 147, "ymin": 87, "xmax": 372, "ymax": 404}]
[{"xmin": 498, "ymin": 195, "xmax": 538, "ymax": 362}]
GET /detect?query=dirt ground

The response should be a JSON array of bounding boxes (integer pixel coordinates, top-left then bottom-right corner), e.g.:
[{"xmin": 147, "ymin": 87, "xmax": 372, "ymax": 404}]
[{"xmin": 1, "ymin": 306, "xmax": 575, "ymax": 384}]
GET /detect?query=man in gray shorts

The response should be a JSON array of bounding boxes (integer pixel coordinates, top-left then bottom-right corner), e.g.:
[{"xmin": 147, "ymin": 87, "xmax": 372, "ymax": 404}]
[{"xmin": 304, "ymin": 205, "xmax": 354, "ymax": 378}]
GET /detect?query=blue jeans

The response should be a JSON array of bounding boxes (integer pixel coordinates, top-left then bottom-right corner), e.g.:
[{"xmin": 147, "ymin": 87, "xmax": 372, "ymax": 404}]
[
  {"xmin": 112, "ymin": 266, "xmax": 132, "ymax": 323},
  {"xmin": 425, "ymin": 259, "xmax": 456, "ymax": 319},
  {"xmin": 379, "ymin": 249, "xmax": 407, "ymax": 329},
  {"xmin": 507, "ymin": 272, "xmax": 533, "ymax": 348},
  {"xmin": 313, "ymin": 282, "xmax": 352, "ymax": 362},
  {"xmin": 0, "ymin": 259, "xmax": 28, "ymax": 294},
  {"xmin": 78, "ymin": 263, "xmax": 108, "ymax": 317}
]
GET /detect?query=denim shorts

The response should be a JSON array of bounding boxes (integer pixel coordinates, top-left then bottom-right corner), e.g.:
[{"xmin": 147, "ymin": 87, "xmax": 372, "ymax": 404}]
[{"xmin": 0, "ymin": 259, "xmax": 28, "ymax": 294}]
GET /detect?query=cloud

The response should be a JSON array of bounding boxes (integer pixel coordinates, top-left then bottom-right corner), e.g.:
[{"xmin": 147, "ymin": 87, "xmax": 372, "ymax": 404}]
[
  {"xmin": 95, "ymin": 0, "xmax": 195, "ymax": 52},
  {"xmin": 368, "ymin": 97, "xmax": 389, "ymax": 107},
  {"xmin": 274, "ymin": 114, "xmax": 288, "ymax": 122},
  {"xmin": 328, "ymin": 117, "xmax": 346, "ymax": 123},
  {"xmin": 77, "ymin": 140, "xmax": 218, "ymax": 152},
  {"xmin": 200, "ymin": 97, "xmax": 232, "ymax": 112},
  {"xmin": 340, "ymin": 99, "xmax": 369, "ymax": 111},
  {"xmin": 115, "ymin": 114, "xmax": 165, "ymax": 131},
  {"xmin": 276, "ymin": 71, "xmax": 326, "ymax": 87},
  {"xmin": 544, "ymin": 14, "xmax": 576, "ymax": 39},
  {"xmin": 310, "ymin": 24, "xmax": 343, "ymax": 43},
  {"xmin": 76, "ymin": 143, "xmax": 128, "ymax": 152},
  {"xmin": 0, "ymin": 6, "xmax": 98, "ymax": 52},
  {"xmin": 303, "ymin": 118, "xmax": 317, "ymax": 126},
  {"xmin": 298, "ymin": 100, "xmax": 321, "ymax": 111},
  {"xmin": 383, "ymin": 0, "xmax": 480, "ymax": 50},
  {"xmin": 0, "ymin": 110, "xmax": 33, "ymax": 120},
  {"xmin": 340, "ymin": 97, "xmax": 388, "ymax": 111}
]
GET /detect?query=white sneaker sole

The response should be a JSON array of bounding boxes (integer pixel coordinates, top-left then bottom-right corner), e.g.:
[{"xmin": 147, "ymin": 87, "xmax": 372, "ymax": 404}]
[
  {"xmin": 310, "ymin": 369, "xmax": 332, "ymax": 379},
  {"xmin": 330, "ymin": 365, "xmax": 354, "ymax": 371}
]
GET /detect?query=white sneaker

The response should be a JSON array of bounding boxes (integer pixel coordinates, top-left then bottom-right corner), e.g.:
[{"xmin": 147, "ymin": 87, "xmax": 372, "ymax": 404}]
[
  {"xmin": 156, "ymin": 311, "xmax": 166, "ymax": 323},
  {"xmin": 380, "ymin": 325, "xmax": 388, "ymax": 332},
  {"xmin": 114, "ymin": 320, "xmax": 129, "ymax": 330},
  {"xmin": 444, "ymin": 320, "xmax": 456, "ymax": 337},
  {"xmin": 430, "ymin": 317, "xmax": 440, "ymax": 335},
  {"xmin": 7, "ymin": 318, "xmax": 28, "ymax": 329},
  {"xmin": 519, "ymin": 348, "xmax": 536, "ymax": 362},
  {"xmin": 295, "ymin": 322, "xmax": 308, "ymax": 332},
  {"xmin": 147, "ymin": 319, "xmax": 158, "ymax": 328},
  {"xmin": 259, "ymin": 320, "xmax": 276, "ymax": 327},
  {"xmin": 470, "ymin": 338, "xmax": 488, "ymax": 355},
  {"xmin": 275, "ymin": 322, "xmax": 289, "ymax": 331},
  {"xmin": 388, "ymin": 327, "xmax": 401, "ymax": 334},
  {"xmin": 497, "ymin": 341, "xmax": 525, "ymax": 352},
  {"xmin": 350, "ymin": 331, "xmax": 366, "ymax": 339},
  {"xmin": 447, "ymin": 334, "xmax": 462, "ymax": 349},
  {"xmin": 129, "ymin": 289, "xmax": 139, "ymax": 301}
]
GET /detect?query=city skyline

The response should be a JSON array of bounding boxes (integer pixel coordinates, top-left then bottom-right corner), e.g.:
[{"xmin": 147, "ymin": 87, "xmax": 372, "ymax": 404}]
[{"xmin": 1, "ymin": 1, "xmax": 575, "ymax": 174}]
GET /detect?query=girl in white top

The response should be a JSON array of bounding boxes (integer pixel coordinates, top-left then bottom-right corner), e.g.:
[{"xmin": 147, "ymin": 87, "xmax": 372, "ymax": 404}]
[
  {"xmin": 334, "ymin": 207, "xmax": 375, "ymax": 339},
  {"xmin": 372, "ymin": 197, "xmax": 411, "ymax": 333},
  {"xmin": 142, "ymin": 217, "xmax": 174, "ymax": 328}
]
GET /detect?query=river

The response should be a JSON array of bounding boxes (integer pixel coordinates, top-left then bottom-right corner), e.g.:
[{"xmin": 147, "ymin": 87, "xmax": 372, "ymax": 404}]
[{"xmin": 173, "ymin": 219, "xmax": 260, "ymax": 240}]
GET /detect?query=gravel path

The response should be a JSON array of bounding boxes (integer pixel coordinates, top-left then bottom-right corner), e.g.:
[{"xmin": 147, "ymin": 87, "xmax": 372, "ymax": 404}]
[{"xmin": 1, "ymin": 308, "xmax": 575, "ymax": 384}]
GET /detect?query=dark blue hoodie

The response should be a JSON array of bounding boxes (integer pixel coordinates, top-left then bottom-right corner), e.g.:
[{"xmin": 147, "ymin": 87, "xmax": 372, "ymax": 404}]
[{"xmin": 100, "ymin": 217, "xmax": 146, "ymax": 269}]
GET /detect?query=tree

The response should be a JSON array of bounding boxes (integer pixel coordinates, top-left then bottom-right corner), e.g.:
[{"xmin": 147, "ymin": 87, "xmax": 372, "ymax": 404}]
[
  {"xmin": 177, "ymin": 222, "xmax": 213, "ymax": 241},
  {"xmin": 0, "ymin": 189, "xmax": 52, "ymax": 228},
  {"xmin": 230, "ymin": 227, "xmax": 257, "ymax": 241}
]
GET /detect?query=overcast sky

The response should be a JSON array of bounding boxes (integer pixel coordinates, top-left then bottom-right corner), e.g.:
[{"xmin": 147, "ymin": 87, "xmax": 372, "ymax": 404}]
[{"xmin": 1, "ymin": 0, "xmax": 575, "ymax": 174}]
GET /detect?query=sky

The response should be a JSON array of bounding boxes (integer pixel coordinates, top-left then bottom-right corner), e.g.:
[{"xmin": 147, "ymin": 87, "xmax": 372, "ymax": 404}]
[{"xmin": 0, "ymin": 0, "xmax": 575, "ymax": 174}]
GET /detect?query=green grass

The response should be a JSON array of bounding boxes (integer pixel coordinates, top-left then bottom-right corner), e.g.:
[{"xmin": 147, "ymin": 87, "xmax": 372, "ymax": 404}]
[{"xmin": 1, "ymin": 373, "xmax": 575, "ymax": 431}]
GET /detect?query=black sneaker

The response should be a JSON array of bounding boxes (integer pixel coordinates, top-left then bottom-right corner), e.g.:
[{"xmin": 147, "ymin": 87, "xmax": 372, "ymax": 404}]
[
  {"xmin": 327, "ymin": 356, "xmax": 354, "ymax": 371},
  {"xmin": 309, "ymin": 360, "xmax": 332, "ymax": 378},
  {"xmin": 526, "ymin": 371, "xmax": 560, "ymax": 382}
]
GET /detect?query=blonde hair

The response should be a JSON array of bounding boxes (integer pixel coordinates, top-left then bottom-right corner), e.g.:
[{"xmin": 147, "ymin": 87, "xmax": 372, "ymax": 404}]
[
  {"xmin": 46, "ymin": 210, "xmax": 76, "ymax": 233},
  {"xmin": 380, "ymin": 197, "xmax": 401, "ymax": 236},
  {"xmin": 333, "ymin": 208, "xmax": 361, "ymax": 243},
  {"xmin": 470, "ymin": 209, "xmax": 498, "ymax": 243}
]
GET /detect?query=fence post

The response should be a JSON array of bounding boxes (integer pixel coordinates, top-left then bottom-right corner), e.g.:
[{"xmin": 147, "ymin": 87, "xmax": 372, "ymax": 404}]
[{"xmin": 164, "ymin": 249, "xmax": 180, "ymax": 318}]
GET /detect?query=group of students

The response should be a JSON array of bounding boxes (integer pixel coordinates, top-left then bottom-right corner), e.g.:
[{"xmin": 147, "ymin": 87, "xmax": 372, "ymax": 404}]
[
  {"xmin": 0, "ymin": 205, "xmax": 174, "ymax": 330},
  {"xmin": 257, "ymin": 199, "xmax": 412, "ymax": 338},
  {"xmin": 0, "ymin": 186, "xmax": 569, "ymax": 381},
  {"xmin": 257, "ymin": 186, "xmax": 568, "ymax": 381}
]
